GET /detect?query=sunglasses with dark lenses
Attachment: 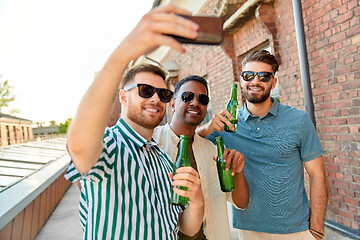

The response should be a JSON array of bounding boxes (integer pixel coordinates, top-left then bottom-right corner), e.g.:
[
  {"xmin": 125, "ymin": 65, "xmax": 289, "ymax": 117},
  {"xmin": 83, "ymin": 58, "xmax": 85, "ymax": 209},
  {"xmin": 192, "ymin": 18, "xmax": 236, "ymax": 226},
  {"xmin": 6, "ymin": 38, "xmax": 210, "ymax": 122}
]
[
  {"xmin": 241, "ymin": 71, "xmax": 273, "ymax": 82},
  {"xmin": 181, "ymin": 91, "xmax": 210, "ymax": 106},
  {"xmin": 124, "ymin": 83, "xmax": 173, "ymax": 103}
]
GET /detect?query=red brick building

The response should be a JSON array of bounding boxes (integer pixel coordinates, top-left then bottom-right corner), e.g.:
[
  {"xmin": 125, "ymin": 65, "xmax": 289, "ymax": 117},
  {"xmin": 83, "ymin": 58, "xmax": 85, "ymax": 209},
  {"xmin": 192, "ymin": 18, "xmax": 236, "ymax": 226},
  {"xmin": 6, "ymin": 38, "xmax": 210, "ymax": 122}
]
[
  {"xmin": 0, "ymin": 114, "xmax": 33, "ymax": 146},
  {"xmin": 144, "ymin": 0, "xmax": 359, "ymax": 235}
]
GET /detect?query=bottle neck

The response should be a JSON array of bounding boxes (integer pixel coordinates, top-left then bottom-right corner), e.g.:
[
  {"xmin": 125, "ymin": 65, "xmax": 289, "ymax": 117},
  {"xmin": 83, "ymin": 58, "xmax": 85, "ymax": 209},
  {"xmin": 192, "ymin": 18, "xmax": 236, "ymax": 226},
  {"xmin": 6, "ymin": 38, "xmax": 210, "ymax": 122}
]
[
  {"xmin": 180, "ymin": 140, "xmax": 188, "ymax": 159},
  {"xmin": 230, "ymin": 85, "xmax": 237, "ymax": 100},
  {"xmin": 179, "ymin": 137, "xmax": 189, "ymax": 162},
  {"xmin": 217, "ymin": 140, "xmax": 224, "ymax": 157}
]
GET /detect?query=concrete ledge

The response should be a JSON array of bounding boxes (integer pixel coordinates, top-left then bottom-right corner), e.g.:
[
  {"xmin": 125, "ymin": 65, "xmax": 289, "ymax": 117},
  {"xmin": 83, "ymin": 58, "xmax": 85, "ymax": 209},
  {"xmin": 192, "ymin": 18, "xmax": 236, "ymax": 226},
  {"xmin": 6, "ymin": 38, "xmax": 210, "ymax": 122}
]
[
  {"xmin": 0, "ymin": 154, "xmax": 71, "ymax": 230},
  {"xmin": 325, "ymin": 219, "xmax": 360, "ymax": 240}
]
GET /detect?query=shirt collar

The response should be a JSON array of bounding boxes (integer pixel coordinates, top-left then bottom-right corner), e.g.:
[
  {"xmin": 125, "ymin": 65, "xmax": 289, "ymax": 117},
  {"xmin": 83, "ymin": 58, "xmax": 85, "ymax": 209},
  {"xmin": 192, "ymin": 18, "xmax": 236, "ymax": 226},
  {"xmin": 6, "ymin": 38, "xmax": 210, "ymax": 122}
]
[
  {"xmin": 117, "ymin": 118, "xmax": 158, "ymax": 149},
  {"xmin": 268, "ymin": 97, "xmax": 279, "ymax": 116},
  {"xmin": 242, "ymin": 97, "xmax": 279, "ymax": 121},
  {"xmin": 163, "ymin": 123, "xmax": 196, "ymax": 144},
  {"xmin": 164, "ymin": 123, "xmax": 181, "ymax": 145}
]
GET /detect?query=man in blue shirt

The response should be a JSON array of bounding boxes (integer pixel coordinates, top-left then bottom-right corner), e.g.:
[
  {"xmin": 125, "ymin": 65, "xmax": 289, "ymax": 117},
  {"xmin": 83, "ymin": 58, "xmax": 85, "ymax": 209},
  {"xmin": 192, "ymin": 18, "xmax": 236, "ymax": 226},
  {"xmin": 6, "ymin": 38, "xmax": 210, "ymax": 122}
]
[{"xmin": 198, "ymin": 50, "xmax": 328, "ymax": 240}]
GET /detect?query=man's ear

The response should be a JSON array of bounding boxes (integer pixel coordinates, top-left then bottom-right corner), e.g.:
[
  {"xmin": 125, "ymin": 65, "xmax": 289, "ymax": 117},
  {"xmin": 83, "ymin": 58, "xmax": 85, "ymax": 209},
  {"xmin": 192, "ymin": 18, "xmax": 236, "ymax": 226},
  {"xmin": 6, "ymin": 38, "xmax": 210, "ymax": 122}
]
[
  {"xmin": 119, "ymin": 89, "xmax": 127, "ymax": 105},
  {"xmin": 170, "ymin": 98, "xmax": 175, "ymax": 112},
  {"xmin": 271, "ymin": 77, "xmax": 278, "ymax": 90}
]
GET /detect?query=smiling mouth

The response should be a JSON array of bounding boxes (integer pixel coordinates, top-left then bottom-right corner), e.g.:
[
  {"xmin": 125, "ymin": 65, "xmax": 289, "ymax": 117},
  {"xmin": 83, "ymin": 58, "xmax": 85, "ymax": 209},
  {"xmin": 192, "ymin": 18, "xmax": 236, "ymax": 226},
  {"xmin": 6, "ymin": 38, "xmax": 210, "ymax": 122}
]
[
  {"xmin": 248, "ymin": 86, "xmax": 263, "ymax": 92},
  {"xmin": 186, "ymin": 110, "xmax": 200, "ymax": 115},
  {"xmin": 144, "ymin": 106, "xmax": 159, "ymax": 113}
]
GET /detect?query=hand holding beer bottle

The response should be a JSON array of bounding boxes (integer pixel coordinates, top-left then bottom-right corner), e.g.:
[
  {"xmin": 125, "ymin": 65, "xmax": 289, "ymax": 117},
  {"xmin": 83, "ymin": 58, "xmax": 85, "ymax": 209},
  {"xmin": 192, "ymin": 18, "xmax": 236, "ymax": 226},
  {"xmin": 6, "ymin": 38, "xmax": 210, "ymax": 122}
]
[
  {"xmin": 171, "ymin": 135, "xmax": 191, "ymax": 205},
  {"xmin": 216, "ymin": 136, "xmax": 235, "ymax": 192},
  {"xmin": 224, "ymin": 83, "xmax": 239, "ymax": 132}
]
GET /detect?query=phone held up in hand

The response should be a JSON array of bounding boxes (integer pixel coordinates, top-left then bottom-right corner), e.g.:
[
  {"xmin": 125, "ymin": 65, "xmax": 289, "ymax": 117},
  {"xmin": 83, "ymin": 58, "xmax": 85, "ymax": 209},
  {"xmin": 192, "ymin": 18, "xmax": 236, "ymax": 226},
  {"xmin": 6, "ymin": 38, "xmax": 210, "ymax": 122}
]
[{"xmin": 168, "ymin": 15, "xmax": 224, "ymax": 45}]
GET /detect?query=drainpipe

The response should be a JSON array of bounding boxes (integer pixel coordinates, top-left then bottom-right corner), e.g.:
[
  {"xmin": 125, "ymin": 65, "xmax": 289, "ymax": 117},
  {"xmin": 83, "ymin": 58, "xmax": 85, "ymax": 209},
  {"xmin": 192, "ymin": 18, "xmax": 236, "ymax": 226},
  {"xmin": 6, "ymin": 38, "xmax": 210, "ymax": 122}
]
[{"xmin": 292, "ymin": 0, "xmax": 316, "ymax": 127}]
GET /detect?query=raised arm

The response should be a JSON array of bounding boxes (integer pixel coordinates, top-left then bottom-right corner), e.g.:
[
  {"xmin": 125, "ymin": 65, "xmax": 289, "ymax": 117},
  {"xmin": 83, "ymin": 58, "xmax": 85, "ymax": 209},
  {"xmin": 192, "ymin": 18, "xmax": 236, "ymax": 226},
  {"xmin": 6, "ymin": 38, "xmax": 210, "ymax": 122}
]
[
  {"xmin": 197, "ymin": 108, "xmax": 234, "ymax": 138},
  {"xmin": 67, "ymin": 5, "xmax": 199, "ymax": 175}
]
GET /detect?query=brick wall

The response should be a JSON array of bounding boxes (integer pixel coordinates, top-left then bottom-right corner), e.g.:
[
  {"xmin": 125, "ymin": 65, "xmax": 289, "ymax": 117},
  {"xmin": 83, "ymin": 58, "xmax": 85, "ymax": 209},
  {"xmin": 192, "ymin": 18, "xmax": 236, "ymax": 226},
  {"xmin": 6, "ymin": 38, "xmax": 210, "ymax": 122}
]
[
  {"xmin": 233, "ymin": 17, "xmax": 269, "ymax": 57},
  {"xmin": 298, "ymin": 0, "xmax": 360, "ymax": 229},
  {"xmin": 161, "ymin": 0, "xmax": 360, "ymax": 230}
]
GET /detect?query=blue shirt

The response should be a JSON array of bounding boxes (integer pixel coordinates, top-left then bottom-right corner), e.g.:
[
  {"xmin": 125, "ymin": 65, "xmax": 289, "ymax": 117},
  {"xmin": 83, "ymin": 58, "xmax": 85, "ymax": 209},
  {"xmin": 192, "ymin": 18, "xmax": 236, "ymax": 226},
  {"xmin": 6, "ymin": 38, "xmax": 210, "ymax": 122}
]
[{"xmin": 207, "ymin": 98, "xmax": 324, "ymax": 234}]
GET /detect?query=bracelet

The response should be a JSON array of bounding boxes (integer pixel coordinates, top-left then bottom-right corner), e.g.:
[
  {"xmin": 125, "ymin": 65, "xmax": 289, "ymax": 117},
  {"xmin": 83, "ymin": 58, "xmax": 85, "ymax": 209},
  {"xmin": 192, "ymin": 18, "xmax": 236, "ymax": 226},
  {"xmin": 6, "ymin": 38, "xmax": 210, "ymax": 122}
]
[
  {"xmin": 310, "ymin": 228, "xmax": 324, "ymax": 237},
  {"xmin": 309, "ymin": 228, "xmax": 324, "ymax": 239}
]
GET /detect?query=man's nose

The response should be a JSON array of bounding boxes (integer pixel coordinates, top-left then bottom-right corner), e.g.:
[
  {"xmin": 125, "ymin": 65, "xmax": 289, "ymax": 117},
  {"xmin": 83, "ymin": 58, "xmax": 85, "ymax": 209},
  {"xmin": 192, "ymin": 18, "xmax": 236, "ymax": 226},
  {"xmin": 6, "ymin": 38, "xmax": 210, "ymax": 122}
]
[
  {"xmin": 252, "ymin": 75, "xmax": 262, "ymax": 84},
  {"xmin": 149, "ymin": 91, "xmax": 161, "ymax": 103},
  {"xmin": 189, "ymin": 96, "xmax": 200, "ymax": 106}
]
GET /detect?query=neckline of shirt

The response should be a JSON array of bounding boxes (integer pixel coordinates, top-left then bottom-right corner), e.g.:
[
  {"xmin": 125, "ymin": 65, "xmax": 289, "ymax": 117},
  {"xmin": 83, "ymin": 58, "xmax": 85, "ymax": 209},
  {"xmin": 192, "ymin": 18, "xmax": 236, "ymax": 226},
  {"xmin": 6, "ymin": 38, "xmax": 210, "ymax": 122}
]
[{"xmin": 115, "ymin": 118, "xmax": 158, "ymax": 149}]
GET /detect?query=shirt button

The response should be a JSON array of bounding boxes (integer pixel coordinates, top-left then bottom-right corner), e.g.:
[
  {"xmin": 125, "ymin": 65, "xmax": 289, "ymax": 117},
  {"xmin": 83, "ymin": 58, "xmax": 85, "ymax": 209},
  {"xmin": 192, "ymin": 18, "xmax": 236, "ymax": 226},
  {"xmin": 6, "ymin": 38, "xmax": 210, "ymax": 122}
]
[
  {"xmin": 258, "ymin": 119, "xmax": 261, "ymax": 122},
  {"xmin": 256, "ymin": 127, "xmax": 260, "ymax": 130}
]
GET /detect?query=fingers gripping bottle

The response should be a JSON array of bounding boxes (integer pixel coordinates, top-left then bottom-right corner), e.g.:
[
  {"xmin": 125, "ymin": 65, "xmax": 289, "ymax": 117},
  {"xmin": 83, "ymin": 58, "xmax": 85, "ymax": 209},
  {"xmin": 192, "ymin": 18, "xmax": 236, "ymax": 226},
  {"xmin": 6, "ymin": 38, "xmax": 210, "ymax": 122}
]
[
  {"xmin": 216, "ymin": 136, "xmax": 235, "ymax": 192},
  {"xmin": 224, "ymin": 83, "xmax": 239, "ymax": 132},
  {"xmin": 171, "ymin": 135, "xmax": 191, "ymax": 205}
]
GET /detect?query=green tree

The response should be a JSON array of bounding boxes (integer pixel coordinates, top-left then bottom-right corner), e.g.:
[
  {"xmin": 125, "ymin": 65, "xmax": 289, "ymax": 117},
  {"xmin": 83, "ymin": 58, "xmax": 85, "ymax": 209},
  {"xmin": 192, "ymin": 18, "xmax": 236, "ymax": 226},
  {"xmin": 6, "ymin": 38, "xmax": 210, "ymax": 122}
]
[
  {"xmin": 59, "ymin": 118, "xmax": 72, "ymax": 133},
  {"xmin": 0, "ymin": 75, "xmax": 15, "ymax": 113},
  {"xmin": 35, "ymin": 122, "xmax": 45, "ymax": 127},
  {"xmin": 49, "ymin": 120, "xmax": 57, "ymax": 126}
]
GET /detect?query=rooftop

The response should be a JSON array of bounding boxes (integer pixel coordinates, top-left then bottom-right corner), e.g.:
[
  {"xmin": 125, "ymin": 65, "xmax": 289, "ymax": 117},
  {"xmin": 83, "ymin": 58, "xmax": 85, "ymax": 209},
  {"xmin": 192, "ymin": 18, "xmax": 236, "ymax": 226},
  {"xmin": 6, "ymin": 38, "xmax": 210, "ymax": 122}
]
[
  {"xmin": 0, "ymin": 138, "xmax": 70, "ymax": 231},
  {"xmin": 0, "ymin": 113, "xmax": 32, "ymax": 122},
  {"xmin": 0, "ymin": 138, "xmax": 67, "ymax": 192}
]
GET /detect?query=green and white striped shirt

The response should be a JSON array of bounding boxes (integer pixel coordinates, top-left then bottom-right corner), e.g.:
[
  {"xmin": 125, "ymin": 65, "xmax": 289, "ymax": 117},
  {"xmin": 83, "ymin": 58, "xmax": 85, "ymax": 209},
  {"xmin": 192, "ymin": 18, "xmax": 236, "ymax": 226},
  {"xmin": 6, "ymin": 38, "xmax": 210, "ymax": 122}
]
[{"xmin": 65, "ymin": 119, "xmax": 182, "ymax": 239}]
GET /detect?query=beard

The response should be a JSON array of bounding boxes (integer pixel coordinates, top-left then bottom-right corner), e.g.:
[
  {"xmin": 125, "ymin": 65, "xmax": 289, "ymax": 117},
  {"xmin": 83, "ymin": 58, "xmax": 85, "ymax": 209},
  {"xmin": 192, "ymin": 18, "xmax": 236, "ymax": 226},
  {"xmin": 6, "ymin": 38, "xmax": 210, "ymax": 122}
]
[
  {"xmin": 127, "ymin": 101, "xmax": 165, "ymax": 129},
  {"xmin": 242, "ymin": 85, "xmax": 272, "ymax": 103}
]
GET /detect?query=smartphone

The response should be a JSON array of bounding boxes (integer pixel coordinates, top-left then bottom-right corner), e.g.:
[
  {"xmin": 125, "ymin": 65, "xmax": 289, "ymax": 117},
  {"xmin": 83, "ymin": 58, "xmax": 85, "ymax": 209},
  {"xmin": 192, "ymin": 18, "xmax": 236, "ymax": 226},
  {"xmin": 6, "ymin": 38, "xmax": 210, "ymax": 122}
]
[{"xmin": 168, "ymin": 15, "xmax": 224, "ymax": 45}]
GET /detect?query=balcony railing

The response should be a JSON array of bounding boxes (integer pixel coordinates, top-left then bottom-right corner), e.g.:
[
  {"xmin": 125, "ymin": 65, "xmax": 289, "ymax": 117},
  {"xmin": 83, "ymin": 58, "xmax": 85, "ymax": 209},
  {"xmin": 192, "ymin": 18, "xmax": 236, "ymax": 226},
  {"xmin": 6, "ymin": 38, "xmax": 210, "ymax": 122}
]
[{"xmin": 0, "ymin": 138, "xmax": 71, "ymax": 239}]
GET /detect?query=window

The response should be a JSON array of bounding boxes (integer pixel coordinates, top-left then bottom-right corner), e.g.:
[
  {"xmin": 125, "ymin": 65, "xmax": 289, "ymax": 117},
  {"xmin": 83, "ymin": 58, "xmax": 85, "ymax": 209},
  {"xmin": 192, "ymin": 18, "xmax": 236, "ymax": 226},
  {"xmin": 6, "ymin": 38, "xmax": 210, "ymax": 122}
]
[
  {"xmin": 13, "ymin": 126, "xmax": 17, "ymax": 142},
  {"xmin": 6, "ymin": 126, "xmax": 10, "ymax": 145},
  {"xmin": 202, "ymin": 76, "xmax": 212, "ymax": 125},
  {"xmin": 261, "ymin": 45, "xmax": 280, "ymax": 100}
]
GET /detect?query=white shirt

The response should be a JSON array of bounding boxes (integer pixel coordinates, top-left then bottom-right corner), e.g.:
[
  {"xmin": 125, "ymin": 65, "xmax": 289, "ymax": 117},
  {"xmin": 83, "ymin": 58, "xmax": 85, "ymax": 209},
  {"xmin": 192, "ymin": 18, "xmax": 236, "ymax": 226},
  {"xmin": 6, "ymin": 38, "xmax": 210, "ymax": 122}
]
[{"xmin": 154, "ymin": 123, "xmax": 235, "ymax": 240}]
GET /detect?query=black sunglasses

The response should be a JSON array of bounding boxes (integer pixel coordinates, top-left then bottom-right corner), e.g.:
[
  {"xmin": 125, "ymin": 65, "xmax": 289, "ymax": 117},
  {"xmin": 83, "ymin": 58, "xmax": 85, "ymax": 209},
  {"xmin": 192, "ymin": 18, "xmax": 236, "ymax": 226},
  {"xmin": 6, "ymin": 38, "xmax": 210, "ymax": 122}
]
[
  {"xmin": 124, "ymin": 83, "xmax": 173, "ymax": 103},
  {"xmin": 181, "ymin": 91, "xmax": 209, "ymax": 106},
  {"xmin": 241, "ymin": 71, "xmax": 273, "ymax": 82}
]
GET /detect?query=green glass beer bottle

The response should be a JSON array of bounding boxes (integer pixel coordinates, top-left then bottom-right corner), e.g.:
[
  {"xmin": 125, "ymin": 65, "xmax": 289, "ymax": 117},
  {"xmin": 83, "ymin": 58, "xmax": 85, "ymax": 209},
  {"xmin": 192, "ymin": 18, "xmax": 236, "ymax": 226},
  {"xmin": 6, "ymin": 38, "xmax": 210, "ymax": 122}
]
[
  {"xmin": 171, "ymin": 135, "xmax": 190, "ymax": 205},
  {"xmin": 224, "ymin": 83, "xmax": 239, "ymax": 132},
  {"xmin": 216, "ymin": 136, "xmax": 235, "ymax": 192}
]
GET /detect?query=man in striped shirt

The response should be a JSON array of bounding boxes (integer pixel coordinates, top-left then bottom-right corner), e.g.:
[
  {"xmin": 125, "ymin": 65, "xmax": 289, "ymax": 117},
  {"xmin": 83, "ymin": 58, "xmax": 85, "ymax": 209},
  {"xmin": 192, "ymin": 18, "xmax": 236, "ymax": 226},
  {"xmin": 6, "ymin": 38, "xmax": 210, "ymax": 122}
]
[{"xmin": 66, "ymin": 5, "xmax": 204, "ymax": 239}]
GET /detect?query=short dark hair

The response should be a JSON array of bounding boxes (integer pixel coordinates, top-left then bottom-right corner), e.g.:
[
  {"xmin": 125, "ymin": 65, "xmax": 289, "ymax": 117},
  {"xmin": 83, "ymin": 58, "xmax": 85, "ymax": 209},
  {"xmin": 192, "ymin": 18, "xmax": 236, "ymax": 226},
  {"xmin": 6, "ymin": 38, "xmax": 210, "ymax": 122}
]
[
  {"xmin": 120, "ymin": 63, "xmax": 167, "ymax": 89},
  {"xmin": 242, "ymin": 50, "xmax": 279, "ymax": 74},
  {"xmin": 174, "ymin": 75, "xmax": 209, "ymax": 96}
]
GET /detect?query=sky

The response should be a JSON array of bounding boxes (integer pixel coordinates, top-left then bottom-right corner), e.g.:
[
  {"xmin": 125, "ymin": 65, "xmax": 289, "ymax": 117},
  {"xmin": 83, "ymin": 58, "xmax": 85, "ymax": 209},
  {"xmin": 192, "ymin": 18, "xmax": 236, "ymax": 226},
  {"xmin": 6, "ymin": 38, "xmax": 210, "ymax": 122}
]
[{"xmin": 0, "ymin": 0, "xmax": 153, "ymax": 125}]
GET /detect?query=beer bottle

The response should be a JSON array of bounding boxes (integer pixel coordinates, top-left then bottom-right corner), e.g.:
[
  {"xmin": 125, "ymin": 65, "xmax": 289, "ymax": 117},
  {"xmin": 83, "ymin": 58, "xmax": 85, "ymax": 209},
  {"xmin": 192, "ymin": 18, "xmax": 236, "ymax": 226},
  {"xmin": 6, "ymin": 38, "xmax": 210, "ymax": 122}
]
[
  {"xmin": 171, "ymin": 135, "xmax": 190, "ymax": 205},
  {"xmin": 216, "ymin": 136, "xmax": 235, "ymax": 192},
  {"xmin": 224, "ymin": 83, "xmax": 239, "ymax": 132}
]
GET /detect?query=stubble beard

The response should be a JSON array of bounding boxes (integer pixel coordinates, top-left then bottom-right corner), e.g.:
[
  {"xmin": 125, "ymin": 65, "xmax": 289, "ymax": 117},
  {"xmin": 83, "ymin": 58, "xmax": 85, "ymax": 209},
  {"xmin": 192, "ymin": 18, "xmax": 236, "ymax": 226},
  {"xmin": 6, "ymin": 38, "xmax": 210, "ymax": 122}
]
[
  {"xmin": 243, "ymin": 85, "xmax": 272, "ymax": 104},
  {"xmin": 127, "ymin": 102, "xmax": 165, "ymax": 129}
]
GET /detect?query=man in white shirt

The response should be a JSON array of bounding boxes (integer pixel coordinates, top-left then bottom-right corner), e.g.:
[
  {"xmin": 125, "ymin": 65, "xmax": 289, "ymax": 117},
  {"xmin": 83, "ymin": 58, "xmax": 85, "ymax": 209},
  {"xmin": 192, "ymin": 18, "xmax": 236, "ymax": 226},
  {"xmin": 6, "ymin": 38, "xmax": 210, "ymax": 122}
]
[{"xmin": 153, "ymin": 75, "xmax": 250, "ymax": 240}]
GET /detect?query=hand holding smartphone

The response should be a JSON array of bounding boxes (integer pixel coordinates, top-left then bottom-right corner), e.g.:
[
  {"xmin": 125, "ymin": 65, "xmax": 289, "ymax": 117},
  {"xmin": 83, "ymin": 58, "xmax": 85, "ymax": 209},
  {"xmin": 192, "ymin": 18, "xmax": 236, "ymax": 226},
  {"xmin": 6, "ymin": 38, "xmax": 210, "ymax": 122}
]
[{"xmin": 167, "ymin": 15, "xmax": 224, "ymax": 45}]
